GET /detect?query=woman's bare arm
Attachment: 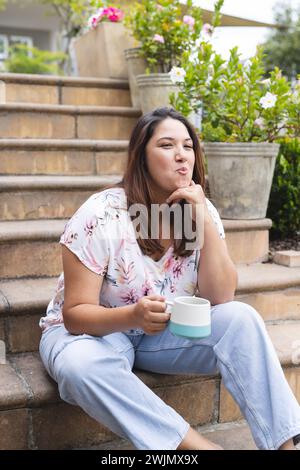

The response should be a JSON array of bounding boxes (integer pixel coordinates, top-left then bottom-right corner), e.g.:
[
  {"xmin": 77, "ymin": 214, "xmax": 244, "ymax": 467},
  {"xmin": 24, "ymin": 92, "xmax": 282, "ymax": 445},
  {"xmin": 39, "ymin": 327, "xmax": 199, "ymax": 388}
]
[{"xmin": 62, "ymin": 245, "xmax": 136, "ymax": 336}]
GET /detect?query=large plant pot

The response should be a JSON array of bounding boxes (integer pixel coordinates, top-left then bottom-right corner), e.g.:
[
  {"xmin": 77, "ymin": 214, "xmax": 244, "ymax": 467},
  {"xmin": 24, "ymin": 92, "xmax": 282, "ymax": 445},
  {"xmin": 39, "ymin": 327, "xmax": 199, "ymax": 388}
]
[
  {"xmin": 203, "ymin": 142, "xmax": 280, "ymax": 219},
  {"xmin": 73, "ymin": 23, "xmax": 136, "ymax": 79},
  {"xmin": 136, "ymin": 73, "xmax": 179, "ymax": 114},
  {"xmin": 124, "ymin": 47, "xmax": 147, "ymax": 108}
]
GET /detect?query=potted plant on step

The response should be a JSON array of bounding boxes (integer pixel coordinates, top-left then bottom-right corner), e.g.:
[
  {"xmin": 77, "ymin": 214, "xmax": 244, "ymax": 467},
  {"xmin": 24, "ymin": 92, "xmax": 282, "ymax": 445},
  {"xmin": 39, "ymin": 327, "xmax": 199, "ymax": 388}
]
[
  {"xmin": 123, "ymin": 0, "xmax": 224, "ymax": 113},
  {"xmin": 170, "ymin": 43, "xmax": 297, "ymax": 219},
  {"xmin": 73, "ymin": 1, "xmax": 135, "ymax": 79}
]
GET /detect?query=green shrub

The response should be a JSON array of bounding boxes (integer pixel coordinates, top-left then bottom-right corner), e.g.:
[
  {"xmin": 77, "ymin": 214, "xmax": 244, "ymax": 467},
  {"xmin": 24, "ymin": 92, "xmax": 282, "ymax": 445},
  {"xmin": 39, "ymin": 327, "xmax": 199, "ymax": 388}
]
[
  {"xmin": 267, "ymin": 138, "xmax": 300, "ymax": 239},
  {"xmin": 4, "ymin": 44, "xmax": 67, "ymax": 75}
]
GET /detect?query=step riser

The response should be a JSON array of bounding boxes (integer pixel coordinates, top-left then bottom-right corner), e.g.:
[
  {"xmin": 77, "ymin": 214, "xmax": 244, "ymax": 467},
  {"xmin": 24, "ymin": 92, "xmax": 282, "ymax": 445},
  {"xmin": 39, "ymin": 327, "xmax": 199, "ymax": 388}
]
[
  {"xmin": 0, "ymin": 111, "xmax": 137, "ymax": 139},
  {"xmin": 0, "ymin": 364, "xmax": 298, "ymax": 449},
  {"xmin": 0, "ymin": 228, "xmax": 268, "ymax": 279},
  {"xmin": 0, "ymin": 374, "xmax": 219, "ymax": 450},
  {"xmin": 0, "ymin": 190, "xmax": 109, "ymax": 220},
  {"xmin": 0, "ymin": 149, "xmax": 128, "ymax": 175},
  {"xmin": 226, "ymin": 230, "xmax": 269, "ymax": 264},
  {"xmin": 236, "ymin": 290, "xmax": 300, "ymax": 322},
  {"xmin": 3, "ymin": 82, "xmax": 131, "ymax": 107},
  {"xmin": 1, "ymin": 314, "xmax": 41, "ymax": 354},
  {"xmin": 0, "ymin": 241, "xmax": 61, "ymax": 279}
]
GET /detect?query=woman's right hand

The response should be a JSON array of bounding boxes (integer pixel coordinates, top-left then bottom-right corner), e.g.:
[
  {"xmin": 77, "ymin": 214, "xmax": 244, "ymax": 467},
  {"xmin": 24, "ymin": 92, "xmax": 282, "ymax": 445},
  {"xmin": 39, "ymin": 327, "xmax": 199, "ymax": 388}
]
[{"xmin": 132, "ymin": 295, "xmax": 170, "ymax": 335}]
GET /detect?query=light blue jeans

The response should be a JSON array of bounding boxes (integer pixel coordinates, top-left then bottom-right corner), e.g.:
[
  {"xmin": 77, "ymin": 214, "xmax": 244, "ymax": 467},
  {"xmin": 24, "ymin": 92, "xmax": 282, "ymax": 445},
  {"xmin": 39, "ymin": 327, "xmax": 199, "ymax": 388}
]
[{"xmin": 39, "ymin": 301, "xmax": 300, "ymax": 450}]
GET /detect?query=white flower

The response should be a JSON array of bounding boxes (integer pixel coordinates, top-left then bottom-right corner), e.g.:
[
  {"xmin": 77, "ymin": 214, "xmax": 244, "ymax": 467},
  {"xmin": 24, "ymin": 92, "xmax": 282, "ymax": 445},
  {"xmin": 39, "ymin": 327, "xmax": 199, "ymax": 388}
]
[
  {"xmin": 259, "ymin": 92, "xmax": 277, "ymax": 109},
  {"xmin": 261, "ymin": 78, "xmax": 271, "ymax": 86},
  {"xmin": 169, "ymin": 66, "xmax": 186, "ymax": 84},
  {"xmin": 96, "ymin": 7, "xmax": 104, "ymax": 17}
]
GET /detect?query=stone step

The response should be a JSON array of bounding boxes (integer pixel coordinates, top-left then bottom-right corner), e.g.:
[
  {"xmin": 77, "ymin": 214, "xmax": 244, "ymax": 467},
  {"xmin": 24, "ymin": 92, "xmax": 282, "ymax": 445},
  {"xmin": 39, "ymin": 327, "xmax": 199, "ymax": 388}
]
[
  {"xmin": 0, "ymin": 139, "xmax": 128, "ymax": 176},
  {"xmin": 1, "ymin": 263, "xmax": 300, "ymax": 354},
  {"xmin": 1, "ymin": 322, "xmax": 299, "ymax": 449},
  {"xmin": 0, "ymin": 103, "xmax": 140, "ymax": 139},
  {"xmin": 93, "ymin": 419, "xmax": 300, "ymax": 450},
  {"xmin": 274, "ymin": 250, "xmax": 300, "ymax": 268},
  {"xmin": 236, "ymin": 263, "xmax": 300, "ymax": 322},
  {"xmin": 0, "ymin": 73, "xmax": 131, "ymax": 107},
  {"xmin": 84, "ymin": 420, "xmax": 257, "ymax": 450},
  {"xmin": 0, "ymin": 175, "xmax": 122, "ymax": 220},
  {"xmin": 0, "ymin": 219, "xmax": 272, "ymax": 280}
]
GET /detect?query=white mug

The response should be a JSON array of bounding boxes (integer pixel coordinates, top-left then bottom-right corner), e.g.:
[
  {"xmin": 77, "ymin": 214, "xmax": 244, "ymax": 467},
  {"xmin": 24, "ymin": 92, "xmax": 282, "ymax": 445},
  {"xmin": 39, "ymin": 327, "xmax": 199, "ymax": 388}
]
[{"xmin": 165, "ymin": 296, "xmax": 211, "ymax": 339}]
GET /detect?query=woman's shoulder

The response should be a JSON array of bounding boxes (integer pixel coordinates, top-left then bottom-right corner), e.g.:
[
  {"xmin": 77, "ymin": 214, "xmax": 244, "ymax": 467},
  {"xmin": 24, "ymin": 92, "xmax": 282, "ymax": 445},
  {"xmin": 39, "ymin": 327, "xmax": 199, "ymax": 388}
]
[
  {"xmin": 79, "ymin": 186, "xmax": 127, "ymax": 215},
  {"xmin": 60, "ymin": 186, "xmax": 128, "ymax": 250},
  {"xmin": 90, "ymin": 186, "xmax": 126, "ymax": 208}
]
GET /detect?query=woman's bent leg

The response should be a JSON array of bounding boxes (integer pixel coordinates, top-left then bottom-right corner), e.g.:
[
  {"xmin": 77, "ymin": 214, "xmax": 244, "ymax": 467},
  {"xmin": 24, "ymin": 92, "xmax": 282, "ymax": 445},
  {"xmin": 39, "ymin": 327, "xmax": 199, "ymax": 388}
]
[
  {"xmin": 133, "ymin": 301, "xmax": 300, "ymax": 450},
  {"xmin": 39, "ymin": 325, "xmax": 189, "ymax": 450},
  {"xmin": 212, "ymin": 301, "xmax": 300, "ymax": 449}
]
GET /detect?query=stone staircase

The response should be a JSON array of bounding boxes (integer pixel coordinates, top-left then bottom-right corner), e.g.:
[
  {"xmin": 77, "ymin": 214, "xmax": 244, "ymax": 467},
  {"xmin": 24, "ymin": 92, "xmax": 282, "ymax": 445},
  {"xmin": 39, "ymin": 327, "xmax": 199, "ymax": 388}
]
[{"xmin": 0, "ymin": 73, "xmax": 300, "ymax": 450}]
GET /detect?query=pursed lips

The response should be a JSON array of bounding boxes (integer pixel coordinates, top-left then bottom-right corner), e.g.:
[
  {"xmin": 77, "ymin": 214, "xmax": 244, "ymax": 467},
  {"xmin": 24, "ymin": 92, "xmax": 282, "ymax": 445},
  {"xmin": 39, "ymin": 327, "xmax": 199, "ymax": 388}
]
[{"xmin": 176, "ymin": 167, "xmax": 189, "ymax": 174}]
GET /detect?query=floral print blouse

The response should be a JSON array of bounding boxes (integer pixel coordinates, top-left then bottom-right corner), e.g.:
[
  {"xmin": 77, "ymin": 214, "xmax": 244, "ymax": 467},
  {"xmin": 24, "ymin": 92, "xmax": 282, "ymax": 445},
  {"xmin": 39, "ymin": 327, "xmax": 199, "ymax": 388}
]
[{"xmin": 39, "ymin": 187, "xmax": 225, "ymax": 334}]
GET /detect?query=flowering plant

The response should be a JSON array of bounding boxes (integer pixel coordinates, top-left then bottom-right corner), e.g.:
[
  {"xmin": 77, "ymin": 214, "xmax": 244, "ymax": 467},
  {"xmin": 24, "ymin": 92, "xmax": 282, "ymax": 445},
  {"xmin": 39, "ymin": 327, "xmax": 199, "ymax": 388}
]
[
  {"xmin": 124, "ymin": 0, "xmax": 224, "ymax": 73},
  {"xmin": 170, "ymin": 43, "xmax": 299, "ymax": 142},
  {"xmin": 88, "ymin": 2, "xmax": 124, "ymax": 30}
]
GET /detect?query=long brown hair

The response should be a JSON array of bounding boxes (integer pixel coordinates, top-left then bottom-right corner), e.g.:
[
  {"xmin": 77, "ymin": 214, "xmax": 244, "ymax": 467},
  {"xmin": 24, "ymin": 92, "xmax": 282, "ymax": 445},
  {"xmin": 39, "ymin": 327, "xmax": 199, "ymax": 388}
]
[{"xmin": 106, "ymin": 107, "xmax": 206, "ymax": 257}]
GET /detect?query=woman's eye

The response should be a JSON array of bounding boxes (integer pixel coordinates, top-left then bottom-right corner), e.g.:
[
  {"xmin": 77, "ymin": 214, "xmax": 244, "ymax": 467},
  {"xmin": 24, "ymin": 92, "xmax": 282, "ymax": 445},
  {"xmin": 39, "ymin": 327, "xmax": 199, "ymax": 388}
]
[{"xmin": 161, "ymin": 144, "xmax": 193, "ymax": 149}]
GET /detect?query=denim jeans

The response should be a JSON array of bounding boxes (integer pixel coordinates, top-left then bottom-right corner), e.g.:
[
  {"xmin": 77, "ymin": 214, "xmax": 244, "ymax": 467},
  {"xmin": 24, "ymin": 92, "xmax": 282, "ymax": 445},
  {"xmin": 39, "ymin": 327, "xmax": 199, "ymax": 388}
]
[{"xmin": 39, "ymin": 301, "xmax": 300, "ymax": 450}]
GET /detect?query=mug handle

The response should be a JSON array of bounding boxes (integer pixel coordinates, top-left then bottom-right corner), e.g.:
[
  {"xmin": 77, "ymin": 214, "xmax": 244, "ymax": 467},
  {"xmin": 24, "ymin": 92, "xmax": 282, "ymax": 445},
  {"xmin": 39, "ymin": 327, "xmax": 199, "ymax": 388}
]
[{"xmin": 165, "ymin": 300, "xmax": 174, "ymax": 313}]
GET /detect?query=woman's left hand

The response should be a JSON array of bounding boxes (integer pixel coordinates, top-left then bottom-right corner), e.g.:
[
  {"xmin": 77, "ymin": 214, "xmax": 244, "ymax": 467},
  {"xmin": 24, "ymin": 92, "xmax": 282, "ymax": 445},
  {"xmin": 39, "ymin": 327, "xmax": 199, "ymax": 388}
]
[{"xmin": 165, "ymin": 180, "xmax": 207, "ymax": 222}]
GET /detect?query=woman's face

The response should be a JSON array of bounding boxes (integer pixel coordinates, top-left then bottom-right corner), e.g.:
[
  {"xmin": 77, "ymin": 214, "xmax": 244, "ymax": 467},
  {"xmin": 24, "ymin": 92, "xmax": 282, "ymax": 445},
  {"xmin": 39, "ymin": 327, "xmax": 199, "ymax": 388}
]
[{"xmin": 145, "ymin": 118, "xmax": 195, "ymax": 201}]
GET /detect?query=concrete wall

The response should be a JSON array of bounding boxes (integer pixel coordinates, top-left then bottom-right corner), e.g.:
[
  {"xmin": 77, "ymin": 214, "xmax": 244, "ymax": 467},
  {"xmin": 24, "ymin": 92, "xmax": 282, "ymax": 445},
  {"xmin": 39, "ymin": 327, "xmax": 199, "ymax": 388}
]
[{"xmin": 0, "ymin": 0, "xmax": 60, "ymax": 52}]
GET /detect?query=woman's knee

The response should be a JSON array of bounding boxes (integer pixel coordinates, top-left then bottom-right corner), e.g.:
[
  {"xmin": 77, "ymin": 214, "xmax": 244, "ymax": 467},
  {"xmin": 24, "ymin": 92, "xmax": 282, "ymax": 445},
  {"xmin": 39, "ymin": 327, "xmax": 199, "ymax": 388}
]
[{"xmin": 211, "ymin": 300, "xmax": 264, "ymax": 340}]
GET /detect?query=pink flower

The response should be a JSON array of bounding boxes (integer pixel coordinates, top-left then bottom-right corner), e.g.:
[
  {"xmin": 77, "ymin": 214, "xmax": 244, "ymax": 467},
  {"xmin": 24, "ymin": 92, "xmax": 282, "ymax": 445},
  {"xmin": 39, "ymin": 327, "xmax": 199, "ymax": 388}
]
[
  {"xmin": 88, "ymin": 14, "xmax": 100, "ymax": 29},
  {"xmin": 61, "ymin": 229, "xmax": 78, "ymax": 246},
  {"xmin": 183, "ymin": 15, "xmax": 195, "ymax": 29},
  {"xmin": 172, "ymin": 259, "xmax": 185, "ymax": 278},
  {"xmin": 103, "ymin": 7, "xmax": 124, "ymax": 22},
  {"xmin": 163, "ymin": 255, "xmax": 175, "ymax": 272},
  {"xmin": 153, "ymin": 34, "xmax": 165, "ymax": 44},
  {"xmin": 84, "ymin": 215, "xmax": 98, "ymax": 237},
  {"xmin": 121, "ymin": 288, "xmax": 139, "ymax": 305},
  {"xmin": 202, "ymin": 23, "xmax": 214, "ymax": 35}
]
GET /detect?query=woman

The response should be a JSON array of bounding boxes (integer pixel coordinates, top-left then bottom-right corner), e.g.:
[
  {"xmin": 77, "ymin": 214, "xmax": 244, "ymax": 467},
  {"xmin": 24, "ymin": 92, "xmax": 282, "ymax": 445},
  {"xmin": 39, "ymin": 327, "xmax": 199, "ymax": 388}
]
[{"xmin": 39, "ymin": 107, "xmax": 300, "ymax": 450}]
